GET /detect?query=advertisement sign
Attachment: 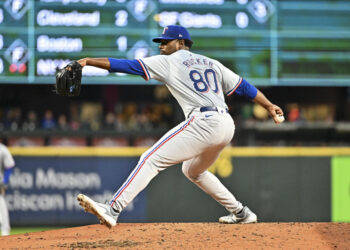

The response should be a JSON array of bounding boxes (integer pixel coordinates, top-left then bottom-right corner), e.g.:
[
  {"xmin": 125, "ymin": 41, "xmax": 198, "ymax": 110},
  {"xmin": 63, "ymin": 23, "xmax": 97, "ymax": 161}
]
[
  {"xmin": 6, "ymin": 156, "xmax": 146, "ymax": 226},
  {"xmin": 332, "ymin": 157, "xmax": 350, "ymax": 222}
]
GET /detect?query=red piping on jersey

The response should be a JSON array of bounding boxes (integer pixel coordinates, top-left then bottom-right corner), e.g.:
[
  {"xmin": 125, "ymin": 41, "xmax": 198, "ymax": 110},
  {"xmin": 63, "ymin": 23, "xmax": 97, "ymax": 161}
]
[
  {"xmin": 137, "ymin": 59, "xmax": 150, "ymax": 81},
  {"xmin": 227, "ymin": 77, "xmax": 243, "ymax": 96}
]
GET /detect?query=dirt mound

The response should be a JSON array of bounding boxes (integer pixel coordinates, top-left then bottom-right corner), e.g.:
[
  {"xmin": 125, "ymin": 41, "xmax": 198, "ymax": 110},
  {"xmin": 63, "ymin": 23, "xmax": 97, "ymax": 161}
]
[{"xmin": 1, "ymin": 223, "xmax": 350, "ymax": 249}]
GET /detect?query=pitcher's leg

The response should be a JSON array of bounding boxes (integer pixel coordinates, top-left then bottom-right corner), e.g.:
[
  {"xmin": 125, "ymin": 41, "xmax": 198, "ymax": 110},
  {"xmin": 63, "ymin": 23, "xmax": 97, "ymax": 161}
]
[
  {"xmin": 182, "ymin": 147, "xmax": 243, "ymax": 214},
  {"xmin": 109, "ymin": 156, "xmax": 160, "ymax": 211},
  {"xmin": 110, "ymin": 116, "xmax": 205, "ymax": 211},
  {"xmin": 0, "ymin": 195, "xmax": 10, "ymax": 236},
  {"xmin": 78, "ymin": 148, "xmax": 164, "ymax": 228}
]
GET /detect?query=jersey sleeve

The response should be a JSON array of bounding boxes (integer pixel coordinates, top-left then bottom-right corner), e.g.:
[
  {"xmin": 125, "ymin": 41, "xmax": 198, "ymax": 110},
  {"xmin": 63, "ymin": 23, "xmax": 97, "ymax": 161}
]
[
  {"xmin": 108, "ymin": 59, "xmax": 145, "ymax": 77},
  {"xmin": 219, "ymin": 63, "xmax": 243, "ymax": 96},
  {"xmin": 138, "ymin": 55, "xmax": 170, "ymax": 82},
  {"xmin": 1, "ymin": 145, "xmax": 15, "ymax": 169}
]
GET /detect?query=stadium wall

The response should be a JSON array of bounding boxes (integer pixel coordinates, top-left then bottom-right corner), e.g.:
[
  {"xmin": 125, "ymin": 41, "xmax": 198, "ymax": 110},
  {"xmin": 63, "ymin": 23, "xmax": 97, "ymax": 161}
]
[{"xmin": 7, "ymin": 147, "xmax": 350, "ymax": 226}]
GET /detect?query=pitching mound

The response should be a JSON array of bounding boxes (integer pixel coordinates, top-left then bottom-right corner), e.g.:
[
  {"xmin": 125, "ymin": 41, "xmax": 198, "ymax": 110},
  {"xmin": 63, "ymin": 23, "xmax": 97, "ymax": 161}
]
[{"xmin": 1, "ymin": 222, "xmax": 350, "ymax": 249}]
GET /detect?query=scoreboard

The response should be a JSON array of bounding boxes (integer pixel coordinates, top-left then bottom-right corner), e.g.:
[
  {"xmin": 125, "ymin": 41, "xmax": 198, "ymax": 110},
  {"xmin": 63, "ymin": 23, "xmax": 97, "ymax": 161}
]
[{"xmin": 0, "ymin": 0, "xmax": 349, "ymax": 86}]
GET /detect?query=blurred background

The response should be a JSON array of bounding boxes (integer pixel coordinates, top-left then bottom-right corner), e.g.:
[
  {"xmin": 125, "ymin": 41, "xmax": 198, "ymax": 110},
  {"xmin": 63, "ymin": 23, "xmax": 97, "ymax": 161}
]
[{"xmin": 0, "ymin": 0, "xmax": 350, "ymax": 233}]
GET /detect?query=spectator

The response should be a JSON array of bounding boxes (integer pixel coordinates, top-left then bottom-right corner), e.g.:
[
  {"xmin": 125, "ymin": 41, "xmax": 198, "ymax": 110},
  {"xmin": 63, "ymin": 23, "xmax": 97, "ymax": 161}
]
[
  {"xmin": 3, "ymin": 108, "xmax": 22, "ymax": 131},
  {"xmin": 57, "ymin": 114, "xmax": 69, "ymax": 131},
  {"xmin": 114, "ymin": 113, "xmax": 126, "ymax": 131},
  {"xmin": 287, "ymin": 104, "xmax": 301, "ymax": 122},
  {"xmin": 69, "ymin": 117, "xmax": 81, "ymax": 131},
  {"xmin": 103, "ymin": 112, "xmax": 116, "ymax": 130},
  {"xmin": 69, "ymin": 103, "xmax": 81, "ymax": 131},
  {"xmin": 252, "ymin": 104, "xmax": 269, "ymax": 122},
  {"xmin": 121, "ymin": 103, "xmax": 139, "ymax": 130},
  {"xmin": 137, "ymin": 106, "xmax": 153, "ymax": 131},
  {"xmin": 22, "ymin": 110, "xmax": 38, "ymax": 131},
  {"xmin": 80, "ymin": 103, "xmax": 102, "ymax": 131},
  {"xmin": 41, "ymin": 110, "xmax": 57, "ymax": 129}
]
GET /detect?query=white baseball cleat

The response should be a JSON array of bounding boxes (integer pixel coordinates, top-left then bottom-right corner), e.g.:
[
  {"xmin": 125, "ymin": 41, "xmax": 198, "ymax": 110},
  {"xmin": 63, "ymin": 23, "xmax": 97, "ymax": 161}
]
[
  {"xmin": 77, "ymin": 194, "xmax": 119, "ymax": 229},
  {"xmin": 219, "ymin": 206, "xmax": 257, "ymax": 224}
]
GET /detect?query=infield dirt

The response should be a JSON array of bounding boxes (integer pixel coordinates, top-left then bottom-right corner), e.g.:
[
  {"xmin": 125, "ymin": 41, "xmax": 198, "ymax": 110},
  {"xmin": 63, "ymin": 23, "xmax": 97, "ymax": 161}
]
[{"xmin": 1, "ymin": 222, "xmax": 350, "ymax": 249}]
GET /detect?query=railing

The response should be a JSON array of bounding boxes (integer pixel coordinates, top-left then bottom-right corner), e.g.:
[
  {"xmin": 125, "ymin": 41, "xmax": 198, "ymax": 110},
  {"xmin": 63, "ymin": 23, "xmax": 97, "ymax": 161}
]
[{"xmin": 2, "ymin": 122, "xmax": 350, "ymax": 147}]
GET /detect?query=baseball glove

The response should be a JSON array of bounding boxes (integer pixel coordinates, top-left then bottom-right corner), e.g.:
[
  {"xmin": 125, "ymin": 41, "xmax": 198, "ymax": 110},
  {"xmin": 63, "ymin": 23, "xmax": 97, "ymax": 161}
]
[{"xmin": 55, "ymin": 61, "xmax": 82, "ymax": 97}]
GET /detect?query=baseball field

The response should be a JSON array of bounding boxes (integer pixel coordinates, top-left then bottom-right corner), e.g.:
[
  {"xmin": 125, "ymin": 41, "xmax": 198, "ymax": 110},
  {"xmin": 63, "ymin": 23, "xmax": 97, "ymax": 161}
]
[{"xmin": 1, "ymin": 222, "xmax": 350, "ymax": 249}]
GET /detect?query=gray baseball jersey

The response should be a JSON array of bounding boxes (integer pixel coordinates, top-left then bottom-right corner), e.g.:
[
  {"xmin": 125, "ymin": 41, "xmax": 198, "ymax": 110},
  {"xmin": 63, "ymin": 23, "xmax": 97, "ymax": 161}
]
[
  {"xmin": 109, "ymin": 50, "xmax": 244, "ymax": 215},
  {"xmin": 139, "ymin": 50, "xmax": 242, "ymax": 117},
  {"xmin": 0, "ymin": 143, "xmax": 14, "ymax": 236},
  {"xmin": 0, "ymin": 143, "xmax": 15, "ymax": 184}
]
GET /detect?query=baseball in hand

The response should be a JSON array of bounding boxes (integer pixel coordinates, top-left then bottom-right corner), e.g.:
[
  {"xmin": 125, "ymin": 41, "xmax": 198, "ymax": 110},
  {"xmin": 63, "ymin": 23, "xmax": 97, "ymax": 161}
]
[{"xmin": 276, "ymin": 114, "xmax": 285, "ymax": 123}]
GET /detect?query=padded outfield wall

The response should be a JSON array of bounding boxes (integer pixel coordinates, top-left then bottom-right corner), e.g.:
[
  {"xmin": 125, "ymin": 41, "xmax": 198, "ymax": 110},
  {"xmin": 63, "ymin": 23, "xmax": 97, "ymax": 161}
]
[{"xmin": 7, "ymin": 147, "xmax": 350, "ymax": 226}]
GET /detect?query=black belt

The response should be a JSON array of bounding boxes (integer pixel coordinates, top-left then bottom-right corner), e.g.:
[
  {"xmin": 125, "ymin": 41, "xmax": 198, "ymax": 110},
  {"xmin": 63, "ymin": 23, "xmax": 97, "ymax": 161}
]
[
  {"xmin": 200, "ymin": 106, "xmax": 228, "ymax": 113},
  {"xmin": 200, "ymin": 107, "xmax": 218, "ymax": 112},
  {"xmin": 187, "ymin": 106, "xmax": 228, "ymax": 118}
]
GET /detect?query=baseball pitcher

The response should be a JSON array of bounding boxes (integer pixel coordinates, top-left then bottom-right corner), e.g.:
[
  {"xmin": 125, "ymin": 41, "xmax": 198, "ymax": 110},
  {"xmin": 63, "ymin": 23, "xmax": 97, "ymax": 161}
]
[
  {"xmin": 56, "ymin": 25, "xmax": 284, "ymax": 228},
  {"xmin": 0, "ymin": 143, "xmax": 15, "ymax": 236}
]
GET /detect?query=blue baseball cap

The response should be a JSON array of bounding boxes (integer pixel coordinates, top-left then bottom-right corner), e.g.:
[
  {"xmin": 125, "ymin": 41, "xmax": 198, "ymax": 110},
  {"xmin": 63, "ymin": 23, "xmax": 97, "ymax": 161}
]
[{"xmin": 152, "ymin": 25, "xmax": 192, "ymax": 43}]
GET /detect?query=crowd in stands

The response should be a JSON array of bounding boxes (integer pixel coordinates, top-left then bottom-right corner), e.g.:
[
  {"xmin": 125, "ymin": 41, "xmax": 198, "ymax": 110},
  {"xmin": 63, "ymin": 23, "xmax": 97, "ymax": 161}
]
[
  {"xmin": 0, "ymin": 102, "xmax": 175, "ymax": 133},
  {"xmin": 0, "ymin": 100, "xmax": 339, "ymax": 133},
  {"xmin": 0, "ymin": 84, "xmax": 348, "ymax": 146},
  {"xmin": 1, "ymin": 85, "xmax": 345, "ymax": 147}
]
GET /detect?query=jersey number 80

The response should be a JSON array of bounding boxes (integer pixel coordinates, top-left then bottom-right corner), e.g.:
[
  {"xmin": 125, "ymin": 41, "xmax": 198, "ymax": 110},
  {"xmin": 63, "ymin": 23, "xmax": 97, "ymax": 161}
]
[{"xmin": 189, "ymin": 69, "xmax": 219, "ymax": 94}]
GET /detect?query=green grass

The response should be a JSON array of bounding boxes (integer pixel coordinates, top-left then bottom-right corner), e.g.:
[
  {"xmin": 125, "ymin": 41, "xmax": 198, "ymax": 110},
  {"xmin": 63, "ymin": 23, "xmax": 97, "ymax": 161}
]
[{"xmin": 9, "ymin": 227, "xmax": 65, "ymax": 235}]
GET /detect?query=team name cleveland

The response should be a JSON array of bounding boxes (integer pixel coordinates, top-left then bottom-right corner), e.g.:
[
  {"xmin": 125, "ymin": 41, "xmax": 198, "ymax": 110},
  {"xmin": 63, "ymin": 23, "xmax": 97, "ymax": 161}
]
[{"xmin": 182, "ymin": 58, "xmax": 213, "ymax": 68}]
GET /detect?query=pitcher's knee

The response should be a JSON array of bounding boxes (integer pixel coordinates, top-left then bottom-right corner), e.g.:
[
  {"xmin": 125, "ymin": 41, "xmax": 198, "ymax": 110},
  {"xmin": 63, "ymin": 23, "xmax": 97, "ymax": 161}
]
[
  {"xmin": 182, "ymin": 164, "xmax": 190, "ymax": 178},
  {"xmin": 182, "ymin": 166, "xmax": 201, "ymax": 181}
]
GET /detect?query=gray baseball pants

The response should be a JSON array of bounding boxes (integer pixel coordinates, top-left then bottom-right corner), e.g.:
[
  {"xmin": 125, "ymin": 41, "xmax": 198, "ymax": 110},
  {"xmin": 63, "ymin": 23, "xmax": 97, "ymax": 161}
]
[
  {"xmin": 110, "ymin": 109, "xmax": 243, "ymax": 214},
  {"xmin": 0, "ymin": 195, "xmax": 10, "ymax": 236}
]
